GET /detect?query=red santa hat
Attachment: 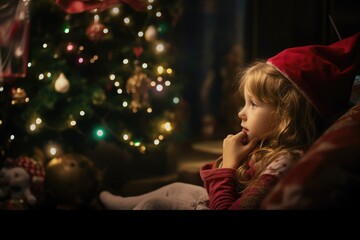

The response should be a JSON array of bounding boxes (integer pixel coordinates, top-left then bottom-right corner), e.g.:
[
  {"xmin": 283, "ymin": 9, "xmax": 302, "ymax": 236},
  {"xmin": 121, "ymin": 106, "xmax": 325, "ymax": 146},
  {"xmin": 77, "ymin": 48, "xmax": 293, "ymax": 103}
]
[{"xmin": 267, "ymin": 32, "xmax": 360, "ymax": 118}]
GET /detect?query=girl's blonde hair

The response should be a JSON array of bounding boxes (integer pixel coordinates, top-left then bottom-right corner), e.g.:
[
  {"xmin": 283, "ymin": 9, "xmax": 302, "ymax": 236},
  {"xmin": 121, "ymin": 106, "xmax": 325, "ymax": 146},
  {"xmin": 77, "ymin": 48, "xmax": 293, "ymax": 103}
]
[{"xmin": 235, "ymin": 61, "xmax": 323, "ymax": 188}]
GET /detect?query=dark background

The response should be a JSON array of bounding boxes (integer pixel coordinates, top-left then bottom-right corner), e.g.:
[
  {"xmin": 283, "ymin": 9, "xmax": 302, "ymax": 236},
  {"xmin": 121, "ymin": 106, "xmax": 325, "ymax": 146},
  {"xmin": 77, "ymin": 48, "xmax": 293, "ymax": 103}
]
[{"xmin": 173, "ymin": 0, "xmax": 360, "ymax": 141}]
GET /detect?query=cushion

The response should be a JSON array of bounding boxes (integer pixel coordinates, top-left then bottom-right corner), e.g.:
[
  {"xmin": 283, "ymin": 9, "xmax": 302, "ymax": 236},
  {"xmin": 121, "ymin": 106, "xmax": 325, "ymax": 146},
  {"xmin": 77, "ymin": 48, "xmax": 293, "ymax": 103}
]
[{"xmin": 261, "ymin": 102, "xmax": 360, "ymax": 209}]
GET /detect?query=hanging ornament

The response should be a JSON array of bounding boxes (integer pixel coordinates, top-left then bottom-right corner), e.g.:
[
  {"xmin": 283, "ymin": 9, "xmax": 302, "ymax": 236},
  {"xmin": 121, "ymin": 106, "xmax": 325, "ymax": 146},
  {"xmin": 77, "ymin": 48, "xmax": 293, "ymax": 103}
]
[
  {"xmin": 55, "ymin": 0, "xmax": 147, "ymax": 14},
  {"xmin": 133, "ymin": 46, "xmax": 143, "ymax": 58},
  {"xmin": 126, "ymin": 67, "xmax": 151, "ymax": 112},
  {"xmin": 44, "ymin": 154, "xmax": 100, "ymax": 209},
  {"xmin": 54, "ymin": 73, "xmax": 70, "ymax": 93},
  {"xmin": 86, "ymin": 15, "xmax": 105, "ymax": 42},
  {"xmin": 11, "ymin": 87, "xmax": 27, "ymax": 104},
  {"xmin": 92, "ymin": 88, "xmax": 106, "ymax": 105},
  {"xmin": 144, "ymin": 25, "xmax": 157, "ymax": 42}
]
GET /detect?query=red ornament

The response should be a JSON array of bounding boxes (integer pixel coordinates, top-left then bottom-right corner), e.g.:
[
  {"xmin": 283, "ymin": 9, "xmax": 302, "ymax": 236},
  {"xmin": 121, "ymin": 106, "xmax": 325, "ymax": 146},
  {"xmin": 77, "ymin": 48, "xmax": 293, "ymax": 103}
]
[
  {"xmin": 86, "ymin": 22, "xmax": 105, "ymax": 41},
  {"xmin": 133, "ymin": 47, "xmax": 143, "ymax": 58},
  {"xmin": 55, "ymin": 0, "xmax": 119, "ymax": 13},
  {"xmin": 55, "ymin": 0, "xmax": 146, "ymax": 14}
]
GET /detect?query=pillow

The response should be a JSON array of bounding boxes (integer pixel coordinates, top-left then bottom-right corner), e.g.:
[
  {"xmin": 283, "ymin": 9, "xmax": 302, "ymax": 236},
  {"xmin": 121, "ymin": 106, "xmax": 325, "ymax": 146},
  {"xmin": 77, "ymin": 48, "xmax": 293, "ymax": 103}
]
[{"xmin": 261, "ymin": 102, "xmax": 360, "ymax": 209}]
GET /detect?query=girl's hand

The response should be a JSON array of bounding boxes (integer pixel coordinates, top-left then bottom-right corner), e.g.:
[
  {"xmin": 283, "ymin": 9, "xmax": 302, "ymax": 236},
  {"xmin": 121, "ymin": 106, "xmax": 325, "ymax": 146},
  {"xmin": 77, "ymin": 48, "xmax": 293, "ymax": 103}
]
[{"xmin": 222, "ymin": 131, "xmax": 258, "ymax": 169}]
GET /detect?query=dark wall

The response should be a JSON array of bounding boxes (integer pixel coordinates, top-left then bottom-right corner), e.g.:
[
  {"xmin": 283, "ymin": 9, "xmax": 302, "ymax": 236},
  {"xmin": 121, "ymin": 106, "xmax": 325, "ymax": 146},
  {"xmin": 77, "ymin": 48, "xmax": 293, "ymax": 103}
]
[
  {"xmin": 246, "ymin": 0, "xmax": 327, "ymax": 60},
  {"xmin": 246, "ymin": 0, "xmax": 360, "ymax": 60}
]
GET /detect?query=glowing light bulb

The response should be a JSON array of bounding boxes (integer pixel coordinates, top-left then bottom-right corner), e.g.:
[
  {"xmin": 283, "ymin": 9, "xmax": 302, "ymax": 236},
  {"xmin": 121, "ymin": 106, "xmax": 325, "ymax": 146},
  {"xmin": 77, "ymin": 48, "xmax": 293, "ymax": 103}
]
[
  {"xmin": 35, "ymin": 118, "xmax": 42, "ymax": 124},
  {"xmin": 111, "ymin": 7, "xmax": 120, "ymax": 16},
  {"xmin": 157, "ymin": 66, "xmax": 164, "ymax": 74},
  {"xmin": 66, "ymin": 43, "xmax": 74, "ymax": 52},
  {"xmin": 163, "ymin": 122, "xmax": 172, "ymax": 131},
  {"xmin": 94, "ymin": 128, "xmax": 105, "ymax": 139},
  {"xmin": 156, "ymin": 84, "xmax": 163, "ymax": 91},
  {"xmin": 49, "ymin": 147, "xmax": 57, "ymax": 156},
  {"xmin": 173, "ymin": 97, "xmax": 179, "ymax": 104},
  {"xmin": 156, "ymin": 43, "xmax": 164, "ymax": 53},
  {"xmin": 29, "ymin": 124, "xmax": 36, "ymax": 131},
  {"xmin": 109, "ymin": 74, "xmax": 116, "ymax": 80},
  {"xmin": 123, "ymin": 134, "xmax": 129, "ymax": 141}
]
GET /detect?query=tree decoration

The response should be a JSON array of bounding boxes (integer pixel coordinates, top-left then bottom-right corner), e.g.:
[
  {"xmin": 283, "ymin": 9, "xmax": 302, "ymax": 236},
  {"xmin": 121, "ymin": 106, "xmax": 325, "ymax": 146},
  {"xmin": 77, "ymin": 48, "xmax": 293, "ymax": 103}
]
[
  {"xmin": 92, "ymin": 88, "xmax": 106, "ymax": 105},
  {"xmin": 126, "ymin": 67, "xmax": 151, "ymax": 112},
  {"xmin": 54, "ymin": 73, "xmax": 70, "ymax": 93},
  {"xmin": 44, "ymin": 154, "xmax": 100, "ymax": 209},
  {"xmin": 55, "ymin": 0, "xmax": 147, "ymax": 14},
  {"xmin": 86, "ymin": 17, "xmax": 106, "ymax": 42},
  {"xmin": 133, "ymin": 46, "xmax": 143, "ymax": 58},
  {"xmin": 0, "ymin": 0, "xmax": 30, "ymax": 78},
  {"xmin": 0, "ymin": 0, "xmax": 184, "ymax": 206},
  {"xmin": 0, "ymin": 155, "xmax": 45, "ymax": 210},
  {"xmin": 11, "ymin": 87, "xmax": 27, "ymax": 104},
  {"xmin": 144, "ymin": 25, "xmax": 157, "ymax": 42}
]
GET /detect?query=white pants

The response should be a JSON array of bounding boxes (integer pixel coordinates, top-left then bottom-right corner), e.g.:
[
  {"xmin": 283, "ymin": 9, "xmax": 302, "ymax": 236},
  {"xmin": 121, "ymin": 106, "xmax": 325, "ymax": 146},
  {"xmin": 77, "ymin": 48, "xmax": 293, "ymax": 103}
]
[{"xmin": 132, "ymin": 182, "xmax": 210, "ymax": 210}]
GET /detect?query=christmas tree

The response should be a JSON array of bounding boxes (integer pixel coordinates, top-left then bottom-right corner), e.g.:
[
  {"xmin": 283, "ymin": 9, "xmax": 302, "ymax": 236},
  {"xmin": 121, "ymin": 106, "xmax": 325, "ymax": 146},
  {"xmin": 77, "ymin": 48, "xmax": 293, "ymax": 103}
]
[{"xmin": 0, "ymin": 0, "xmax": 184, "ymax": 192}]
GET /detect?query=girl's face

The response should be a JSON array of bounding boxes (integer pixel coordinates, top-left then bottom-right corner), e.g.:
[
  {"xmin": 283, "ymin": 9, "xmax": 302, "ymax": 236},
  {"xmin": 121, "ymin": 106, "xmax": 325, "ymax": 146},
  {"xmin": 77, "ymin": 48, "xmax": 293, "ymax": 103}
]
[{"xmin": 238, "ymin": 87, "xmax": 275, "ymax": 141}]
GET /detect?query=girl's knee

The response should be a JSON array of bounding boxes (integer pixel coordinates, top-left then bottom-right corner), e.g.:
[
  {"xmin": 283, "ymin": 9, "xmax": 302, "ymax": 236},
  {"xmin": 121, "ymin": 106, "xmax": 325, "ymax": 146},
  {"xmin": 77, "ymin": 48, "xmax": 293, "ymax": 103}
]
[
  {"xmin": 134, "ymin": 197, "xmax": 170, "ymax": 210},
  {"xmin": 167, "ymin": 182, "xmax": 188, "ymax": 188}
]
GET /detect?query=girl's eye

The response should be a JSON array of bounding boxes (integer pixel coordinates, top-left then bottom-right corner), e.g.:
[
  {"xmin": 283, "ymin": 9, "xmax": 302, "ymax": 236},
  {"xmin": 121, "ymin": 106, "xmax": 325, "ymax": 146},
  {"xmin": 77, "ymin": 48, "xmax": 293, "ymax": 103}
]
[{"xmin": 250, "ymin": 101, "xmax": 256, "ymax": 107}]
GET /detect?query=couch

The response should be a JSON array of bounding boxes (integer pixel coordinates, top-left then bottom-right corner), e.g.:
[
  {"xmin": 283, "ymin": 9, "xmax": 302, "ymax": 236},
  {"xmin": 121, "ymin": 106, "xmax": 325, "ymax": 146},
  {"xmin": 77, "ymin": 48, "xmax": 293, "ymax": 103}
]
[{"xmin": 261, "ymin": 81, "xmax": 360, "ymax": 209}]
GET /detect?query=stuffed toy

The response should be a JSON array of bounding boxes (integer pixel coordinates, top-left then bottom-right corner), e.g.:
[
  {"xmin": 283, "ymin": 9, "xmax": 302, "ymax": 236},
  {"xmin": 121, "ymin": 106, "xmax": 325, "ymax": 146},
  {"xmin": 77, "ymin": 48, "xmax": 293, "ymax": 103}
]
[{"xmin": 0, "ymin": 156, "xmax": 45, "ymax": 209}]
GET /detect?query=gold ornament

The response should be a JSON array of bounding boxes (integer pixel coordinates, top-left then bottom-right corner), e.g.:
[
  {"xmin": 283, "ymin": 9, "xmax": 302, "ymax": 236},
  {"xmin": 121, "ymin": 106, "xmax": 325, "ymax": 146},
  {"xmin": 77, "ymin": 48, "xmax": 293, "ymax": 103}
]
[
  {"xmin": 11, "ymin": 87, "xmax": 28, "ymax": 104},
  {"xmin": 44, "ymin": 154, "xmax": 100, "ymax": 209},
  {"xmin": 145, "ymin": 25, "xmax": 157, "ymax": 42},
  {"xmin": 54, "ymin": 73, "xmax": 70, "ymax": 93},
  {"xmin": 126, "ymin": 67, "xmax": 151, "ymax": 112},
  {"xmin": 86, "ymin": 21, "xmax": 105, "ymax": 42},
  {"xmin": 92, "ymin": 88, "xmax": 106, "ymax": 105}
]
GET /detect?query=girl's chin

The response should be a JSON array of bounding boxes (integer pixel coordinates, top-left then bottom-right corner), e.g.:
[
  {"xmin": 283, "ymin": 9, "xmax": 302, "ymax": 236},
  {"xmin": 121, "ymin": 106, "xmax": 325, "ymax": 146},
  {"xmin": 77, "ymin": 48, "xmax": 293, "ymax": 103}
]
[
  {"xmin": 246, "ymin": 134, "xmax": 254, "ymax": 141},
  {"xmin": 246, "ymin": 134, "xmax": 260, "ymax": 142}
]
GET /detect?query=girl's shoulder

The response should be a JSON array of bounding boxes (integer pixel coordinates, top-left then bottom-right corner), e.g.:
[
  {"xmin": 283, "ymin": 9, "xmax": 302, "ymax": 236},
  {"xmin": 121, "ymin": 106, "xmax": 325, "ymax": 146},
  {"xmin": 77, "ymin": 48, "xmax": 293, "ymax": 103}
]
[{"xmin": 260, "ymin": 150, "xmax": 303, "ymax": 178}]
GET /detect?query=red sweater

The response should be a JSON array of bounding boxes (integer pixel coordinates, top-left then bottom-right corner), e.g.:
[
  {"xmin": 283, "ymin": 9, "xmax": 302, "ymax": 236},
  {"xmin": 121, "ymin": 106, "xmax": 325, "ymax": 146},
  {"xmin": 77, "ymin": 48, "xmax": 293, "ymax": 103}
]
[{"xmin": 200, "ymin": 155, "xmax": 296, "ymax": 210}]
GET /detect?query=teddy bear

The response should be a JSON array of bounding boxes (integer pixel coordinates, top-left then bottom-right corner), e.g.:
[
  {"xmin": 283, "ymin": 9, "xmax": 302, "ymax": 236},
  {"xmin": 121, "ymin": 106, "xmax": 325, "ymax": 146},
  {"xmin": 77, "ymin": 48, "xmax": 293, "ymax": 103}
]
[{"xmin": 0, "ymin": 156, "xmax": 45, "ymax": 209}]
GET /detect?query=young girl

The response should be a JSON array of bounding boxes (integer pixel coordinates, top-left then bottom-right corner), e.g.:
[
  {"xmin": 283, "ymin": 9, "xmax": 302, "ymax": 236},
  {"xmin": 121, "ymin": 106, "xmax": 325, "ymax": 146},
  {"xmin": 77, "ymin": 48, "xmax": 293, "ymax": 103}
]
[{"xmin": 100, "ymin": 33, "xmax": 360, "ymax": 210}]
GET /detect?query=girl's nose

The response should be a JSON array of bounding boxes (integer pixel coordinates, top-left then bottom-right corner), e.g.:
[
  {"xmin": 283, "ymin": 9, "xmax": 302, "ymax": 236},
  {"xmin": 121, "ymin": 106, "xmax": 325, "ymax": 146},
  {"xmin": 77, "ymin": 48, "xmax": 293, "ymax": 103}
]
[{"xmin": 238, "ymin": 108, "xmax": 246, "ymax": 121}]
